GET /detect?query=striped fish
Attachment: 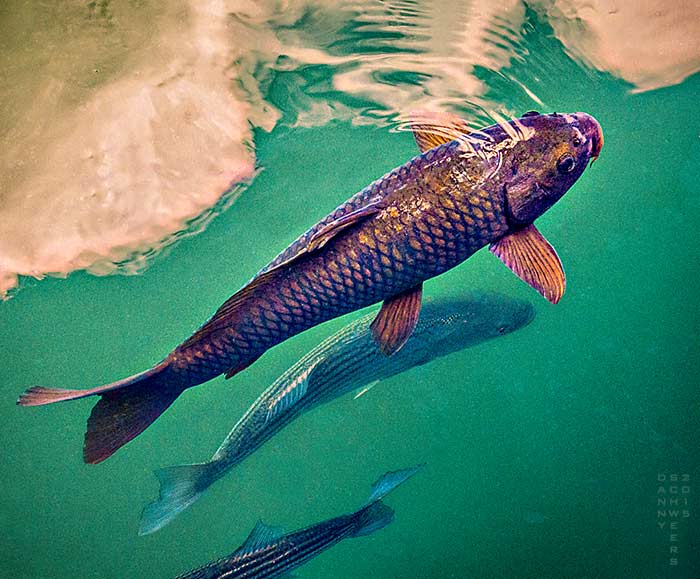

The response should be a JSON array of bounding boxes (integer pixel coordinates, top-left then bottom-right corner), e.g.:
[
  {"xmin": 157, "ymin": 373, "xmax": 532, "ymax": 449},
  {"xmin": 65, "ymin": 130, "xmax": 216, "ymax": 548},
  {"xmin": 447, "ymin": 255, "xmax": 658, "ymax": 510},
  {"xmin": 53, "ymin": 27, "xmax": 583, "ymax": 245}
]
[
  {"xmin": 140, "ymin": 292, "xmax": 534, "ymax": 534},
  {"xmin": 174, "ymin": 465, "xmax": 422, "ymax": 579},
  {"xmin": 18, "ymin": 111, "xmax": 602, "ymax": 463}
]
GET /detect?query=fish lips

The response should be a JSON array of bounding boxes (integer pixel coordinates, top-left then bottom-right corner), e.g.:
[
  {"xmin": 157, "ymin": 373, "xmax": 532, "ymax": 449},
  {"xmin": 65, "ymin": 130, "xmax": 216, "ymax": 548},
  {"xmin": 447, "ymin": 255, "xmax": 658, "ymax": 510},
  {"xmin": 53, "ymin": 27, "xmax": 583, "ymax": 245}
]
[{"xmin": 572, "ymin": 112, "xmax": 603, "ymax": 164}]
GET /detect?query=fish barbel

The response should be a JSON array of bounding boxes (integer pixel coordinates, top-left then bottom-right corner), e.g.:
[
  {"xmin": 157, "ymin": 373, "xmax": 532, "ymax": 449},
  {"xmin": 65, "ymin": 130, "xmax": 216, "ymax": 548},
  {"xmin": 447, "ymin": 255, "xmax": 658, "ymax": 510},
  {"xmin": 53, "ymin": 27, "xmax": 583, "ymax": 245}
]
[{"xmin": 18, "ymin": 111, "xmax": 602, "ymax": 463}]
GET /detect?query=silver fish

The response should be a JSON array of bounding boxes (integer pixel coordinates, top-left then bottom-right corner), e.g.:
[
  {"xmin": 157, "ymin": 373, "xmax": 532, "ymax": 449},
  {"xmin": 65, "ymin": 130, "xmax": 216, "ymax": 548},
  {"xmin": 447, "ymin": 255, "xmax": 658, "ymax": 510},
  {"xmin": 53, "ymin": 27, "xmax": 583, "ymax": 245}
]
[
  {"xmin": 140, "ymin": 292, "xmax": 534, "ymax": 534},
  {"xmin": 174, "ymin": 465, "xmax": 421, "ymax": 579}
]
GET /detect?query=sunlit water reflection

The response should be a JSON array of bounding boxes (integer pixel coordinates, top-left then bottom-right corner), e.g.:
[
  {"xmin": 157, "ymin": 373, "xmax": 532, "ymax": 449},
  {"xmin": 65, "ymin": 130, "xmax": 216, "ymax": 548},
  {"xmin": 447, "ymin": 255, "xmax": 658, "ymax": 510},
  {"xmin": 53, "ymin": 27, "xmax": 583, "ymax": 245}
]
[{"xmin": 0, "ymin": 0, "xmax": 697, "ymax": 298}]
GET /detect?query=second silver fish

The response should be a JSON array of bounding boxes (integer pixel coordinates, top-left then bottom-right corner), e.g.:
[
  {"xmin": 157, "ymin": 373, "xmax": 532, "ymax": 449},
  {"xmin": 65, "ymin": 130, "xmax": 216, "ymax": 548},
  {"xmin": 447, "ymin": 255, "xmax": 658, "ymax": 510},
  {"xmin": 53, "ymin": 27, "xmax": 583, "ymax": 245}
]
[{"xmin": 140, "ymin": 292, "xmax": 534, "ymax": 534}]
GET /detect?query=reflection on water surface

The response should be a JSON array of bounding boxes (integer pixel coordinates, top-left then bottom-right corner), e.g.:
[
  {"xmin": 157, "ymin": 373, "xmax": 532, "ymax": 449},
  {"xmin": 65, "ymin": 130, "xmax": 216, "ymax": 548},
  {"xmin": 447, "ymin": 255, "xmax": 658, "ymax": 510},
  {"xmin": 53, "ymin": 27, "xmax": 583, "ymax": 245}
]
[{"xmin": 0, "ymin": 0, "xmax": 697, "ymax": 298}]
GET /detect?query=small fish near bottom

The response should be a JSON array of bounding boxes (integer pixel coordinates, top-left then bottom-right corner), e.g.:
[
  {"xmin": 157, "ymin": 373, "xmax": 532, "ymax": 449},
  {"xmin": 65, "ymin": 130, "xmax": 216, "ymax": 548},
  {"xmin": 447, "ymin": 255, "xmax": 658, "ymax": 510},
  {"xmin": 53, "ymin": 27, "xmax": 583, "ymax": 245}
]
[{"xmin": 174, "ymin": 465, "xmax": 422, "ymax": 579}]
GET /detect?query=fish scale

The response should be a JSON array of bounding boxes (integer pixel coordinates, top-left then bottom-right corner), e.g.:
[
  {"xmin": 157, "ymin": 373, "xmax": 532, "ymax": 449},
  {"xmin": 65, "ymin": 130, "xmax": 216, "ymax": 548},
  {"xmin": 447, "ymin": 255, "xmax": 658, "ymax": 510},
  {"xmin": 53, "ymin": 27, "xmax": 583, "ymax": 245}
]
[
  {"xmin": 180, "ymin": 516, "xmax": 356, "ymax": 579},
  {"xmin": 171, "ymin": 144, "xmax": 505, "ymax": 381},
  {"xmin": 18, "ymin": 111, "xmax": 602, "ymax": 465},
  {"xmin": 239, "ymin": 297, "xmax": 524, "ymax": 472}
]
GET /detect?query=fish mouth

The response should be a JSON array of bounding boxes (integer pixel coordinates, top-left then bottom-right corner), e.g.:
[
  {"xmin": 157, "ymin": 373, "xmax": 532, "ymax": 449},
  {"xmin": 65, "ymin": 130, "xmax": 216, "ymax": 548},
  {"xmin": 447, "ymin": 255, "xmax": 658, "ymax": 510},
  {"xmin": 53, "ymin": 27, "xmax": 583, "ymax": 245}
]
[
  {"xmin": 590, "ymin": 122, "xmax": 603, "ymax": 164},
  {"xmin": 573, "ymin": 112, "xmax": 603, "ymax": 164}
]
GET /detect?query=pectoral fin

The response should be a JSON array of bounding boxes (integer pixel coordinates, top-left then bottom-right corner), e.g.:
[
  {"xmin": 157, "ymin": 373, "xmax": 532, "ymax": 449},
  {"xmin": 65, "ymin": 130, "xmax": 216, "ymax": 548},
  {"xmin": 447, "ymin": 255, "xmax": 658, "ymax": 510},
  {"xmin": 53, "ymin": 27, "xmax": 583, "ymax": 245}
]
[
  {"xmin": 353, "ymin": 380, "xmax": 380, "ymax": 400},
  {"xmin": 370, "ymin": 283, "xmax": 423, "ymax": 356},
  {"xmin": 489, "ymin": 224, "xmax": 566, "ymax": 304},
  {"xmin": 409, "ymin": 111, "xmax": 472, "ymax": 152}
]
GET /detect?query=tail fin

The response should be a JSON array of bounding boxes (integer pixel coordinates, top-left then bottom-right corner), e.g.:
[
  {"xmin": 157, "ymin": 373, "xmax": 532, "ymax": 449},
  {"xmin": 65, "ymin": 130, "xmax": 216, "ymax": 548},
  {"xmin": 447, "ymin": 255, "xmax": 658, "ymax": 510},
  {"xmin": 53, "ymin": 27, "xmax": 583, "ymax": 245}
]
[
  {"xmin": 366, "ymin": 464, "xmax": 424, "ymax": 504},
  {"xmin": 351, "ymin": 502, "xmax": 395, "ymax": 537},
  {"xmin": 139, "ymin": 463, "xmax": 214, "ymax": 535},
  {"xmin": 18, "ymin": 387, "xmax": 94, "ymax": 406},
  {"xmin": 83, "ymin": 381, "xmax": 183, "ymax": 464},
  {"xmin": 17, "ymin": 367, "xmax": 164, "ymax": 407},
  {"xmin": 350, "ymin": 463, "xmax": 424, "ymax": 539},
  {"xmin": 17, "ymin": 364, "xmax": 183, "ymax": 464}
]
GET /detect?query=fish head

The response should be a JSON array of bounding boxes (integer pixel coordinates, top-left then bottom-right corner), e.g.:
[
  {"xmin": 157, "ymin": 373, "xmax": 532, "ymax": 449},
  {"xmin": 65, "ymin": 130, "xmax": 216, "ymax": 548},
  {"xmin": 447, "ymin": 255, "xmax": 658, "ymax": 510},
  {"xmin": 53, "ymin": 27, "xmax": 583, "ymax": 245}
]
[
  {"xmin": 458, "ymin": 292, "xmax": 536, "ymax": 340},
  {"xmin": 502, "ymin": 111, "xmax": 603, "ymax": 226},
  {"xmin": 420, "ymin": 293, "xmax": 535, "ymax": 356}
]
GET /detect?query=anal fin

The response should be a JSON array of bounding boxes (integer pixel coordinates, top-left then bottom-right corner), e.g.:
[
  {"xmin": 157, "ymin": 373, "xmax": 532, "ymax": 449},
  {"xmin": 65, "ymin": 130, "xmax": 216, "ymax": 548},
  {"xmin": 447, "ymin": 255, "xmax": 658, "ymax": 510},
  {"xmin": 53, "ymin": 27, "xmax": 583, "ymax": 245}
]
[
  {"xmin": 489, "ymin": 224, "xmax": 566, "ymax": 304},
  {"xmin": 370, "ymin": 283, "xmax": 423, "ymax": 356}
]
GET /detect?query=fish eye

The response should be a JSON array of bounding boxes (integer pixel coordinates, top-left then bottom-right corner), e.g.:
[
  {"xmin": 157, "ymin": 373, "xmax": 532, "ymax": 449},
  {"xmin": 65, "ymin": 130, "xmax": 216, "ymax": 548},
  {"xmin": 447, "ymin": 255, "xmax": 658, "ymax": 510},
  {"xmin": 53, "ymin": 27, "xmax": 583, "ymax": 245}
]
[
  {"xmin": 497, "ymin": 326, "xmax": 507, "ymax": 335},
  {"xmin": 557, "ymin": 154, "xmax": 576, "ymax": 174},
  {"xmin": 523, "ymin": 110, "xmax": 539, "ymax": 117}
]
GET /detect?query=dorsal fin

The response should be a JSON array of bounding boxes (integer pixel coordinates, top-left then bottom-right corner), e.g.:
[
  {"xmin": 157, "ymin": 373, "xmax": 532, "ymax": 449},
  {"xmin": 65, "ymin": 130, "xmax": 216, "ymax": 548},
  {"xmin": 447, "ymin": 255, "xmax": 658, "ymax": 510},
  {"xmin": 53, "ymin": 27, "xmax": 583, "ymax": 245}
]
[
  {"xmin": 303, "ymin": 202, "xmax": 383, "ymax": 253},
  {"xmin": 265, "ymin": 376, "xmax": 308, "ymax": 423},
  {"xmin": 236, "ymin": 520, "xmax": 284, "ymax": 556},
  {"xmin": 409, "ymin": 111, "xmax": 472, "ymax": 152},
  {"xmin": 180, "ymin": 200, "xmax": 383, "ymax": 350},
  {"xmin": 258, "ymin": 198, "xmax": 385, "ymax": 279},
  {"xmin": 179, "ymin": 268, "xmax": 282, "ymax": 350},
  {"xmin": 367, "ymin": 464, "xmax": 424, "ymax": 504}
]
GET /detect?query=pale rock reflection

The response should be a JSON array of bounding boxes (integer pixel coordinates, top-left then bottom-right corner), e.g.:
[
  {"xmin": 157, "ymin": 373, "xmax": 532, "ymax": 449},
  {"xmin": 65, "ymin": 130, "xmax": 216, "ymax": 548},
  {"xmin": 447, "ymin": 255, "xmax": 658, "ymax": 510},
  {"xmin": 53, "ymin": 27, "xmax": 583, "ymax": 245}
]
[{"xmin": 0, "ymin": 0, "xmax": 696, "ymax": 298}]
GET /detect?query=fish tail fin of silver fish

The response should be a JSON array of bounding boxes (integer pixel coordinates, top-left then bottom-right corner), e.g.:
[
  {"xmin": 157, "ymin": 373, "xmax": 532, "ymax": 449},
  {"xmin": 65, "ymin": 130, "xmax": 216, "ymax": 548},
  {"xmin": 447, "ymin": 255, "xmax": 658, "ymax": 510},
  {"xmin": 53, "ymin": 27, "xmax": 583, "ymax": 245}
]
[
  {"xmin": 351, "ymin": 502, "xmax": 396, "ymax": 537},
  {"xmin": 17, "ymin": 362, "xmax": 185, "ymax": 464},
  {"xmin": 351, "ymin": 464, "xmax": 423, "ymax": 537},
  {"xmin": 366, "ymin": 463, "xmax": 424, "ymax": 504},
  {"xmin": 174, "ymin": 465, "xmax": 423, "ymax": 577},
  {"xmin": 139, "ymin": 463, "xmax": 213, "ymax": 536}
]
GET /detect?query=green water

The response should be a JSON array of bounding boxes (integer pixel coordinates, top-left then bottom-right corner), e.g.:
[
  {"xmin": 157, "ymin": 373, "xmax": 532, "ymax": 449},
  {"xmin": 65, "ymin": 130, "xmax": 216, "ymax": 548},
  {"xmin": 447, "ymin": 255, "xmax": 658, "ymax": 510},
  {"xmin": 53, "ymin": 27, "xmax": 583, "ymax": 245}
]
[{"xmin": 1, "ymin": 4, "xmax": 699, "ymax": 579}]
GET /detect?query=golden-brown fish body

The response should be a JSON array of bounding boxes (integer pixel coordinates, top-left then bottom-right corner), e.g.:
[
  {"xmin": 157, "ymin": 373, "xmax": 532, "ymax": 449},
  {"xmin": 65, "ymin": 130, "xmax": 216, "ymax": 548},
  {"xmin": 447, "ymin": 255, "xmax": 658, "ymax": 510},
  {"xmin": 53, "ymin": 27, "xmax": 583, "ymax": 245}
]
[
  {"xmin": 171, "ymin": 141, "xmax": 508, "ymax": 380},
  {"xmin": 18, "ymin": 111, "xmax": 602, "ymax": 463}
]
